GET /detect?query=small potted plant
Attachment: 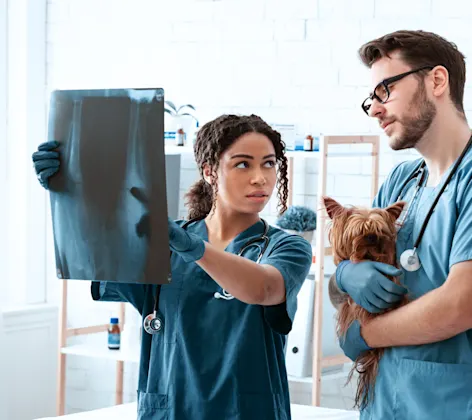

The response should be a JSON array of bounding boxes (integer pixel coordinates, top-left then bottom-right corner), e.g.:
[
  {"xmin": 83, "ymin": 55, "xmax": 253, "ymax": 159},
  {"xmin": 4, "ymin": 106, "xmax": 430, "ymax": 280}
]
[
  {"xmin": 276, "ymin": 205, "xmax": 317, "ymax": 243},
  {"xmin": 164, "ymin": 101, "xmax": 198, "ymax": 142}
]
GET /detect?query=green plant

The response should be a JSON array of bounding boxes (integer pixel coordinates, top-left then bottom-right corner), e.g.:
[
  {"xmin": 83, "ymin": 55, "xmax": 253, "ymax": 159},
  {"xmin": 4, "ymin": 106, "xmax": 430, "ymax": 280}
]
[
  {"xmin": 276, "ymin": 206, "xmax": 317, "ymax": 232},
  {"xmin": 164, "ymin": 101, "xmax": 198, "ymax": 124}
]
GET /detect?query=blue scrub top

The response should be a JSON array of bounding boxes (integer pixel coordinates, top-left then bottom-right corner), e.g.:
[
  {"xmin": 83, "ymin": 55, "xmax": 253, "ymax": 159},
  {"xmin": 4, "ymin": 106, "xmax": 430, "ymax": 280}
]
[
  {"xmin": 91, "ymin": 219, "xmax": 312, "ymax": 420},
  {"xmin": 363, "ymin": 151, "xmax": 472, "ymax": 420}
]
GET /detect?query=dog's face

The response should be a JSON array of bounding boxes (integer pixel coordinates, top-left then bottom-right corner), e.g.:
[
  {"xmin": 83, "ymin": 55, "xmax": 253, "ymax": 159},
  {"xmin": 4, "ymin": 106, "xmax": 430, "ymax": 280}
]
[{"xmin": 323, "ymin": 196, "xmax": 406, "ymax": 265}]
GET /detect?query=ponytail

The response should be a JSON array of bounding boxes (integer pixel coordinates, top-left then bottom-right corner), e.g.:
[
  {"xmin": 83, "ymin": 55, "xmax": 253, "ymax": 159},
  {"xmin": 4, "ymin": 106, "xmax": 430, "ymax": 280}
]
[{"xmin": 184, "ymin": 179, "xmax": 213, "ymax": 220}]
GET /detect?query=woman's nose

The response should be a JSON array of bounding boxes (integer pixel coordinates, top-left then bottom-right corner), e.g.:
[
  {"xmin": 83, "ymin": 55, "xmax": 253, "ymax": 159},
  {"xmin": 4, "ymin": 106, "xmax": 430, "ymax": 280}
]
[{"xmin": 251, "ymin": 169, "xmax": 267, "ymax": 185}]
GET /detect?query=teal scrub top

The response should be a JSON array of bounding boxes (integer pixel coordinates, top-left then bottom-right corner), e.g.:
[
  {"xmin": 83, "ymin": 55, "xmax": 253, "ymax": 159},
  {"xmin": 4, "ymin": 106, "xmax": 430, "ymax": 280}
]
[
  {"xmin": 91, "ymin": 219, "xmax": 312, "ymax": 420},
  {"xmin": 363, "ymin": 151, "xmax": 472, "ymax": 420}
]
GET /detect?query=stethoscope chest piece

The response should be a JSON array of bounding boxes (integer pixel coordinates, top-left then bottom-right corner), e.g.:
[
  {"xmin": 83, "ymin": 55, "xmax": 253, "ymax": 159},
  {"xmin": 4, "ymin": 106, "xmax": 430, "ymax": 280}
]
[
  {"xmin": 400, "ymin": 248, "xmax": 421, "ymax": 272},
  {"xmin": 143, "ymin": 312, "xmax": 164, "ymax": 334}
]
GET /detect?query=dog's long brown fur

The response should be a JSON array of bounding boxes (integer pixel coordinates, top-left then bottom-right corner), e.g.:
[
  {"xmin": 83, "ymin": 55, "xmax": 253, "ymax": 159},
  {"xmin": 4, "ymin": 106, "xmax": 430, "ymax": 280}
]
[{"xmin": 322, "ymin": 196, "xmax": 409, "ymax": 410}]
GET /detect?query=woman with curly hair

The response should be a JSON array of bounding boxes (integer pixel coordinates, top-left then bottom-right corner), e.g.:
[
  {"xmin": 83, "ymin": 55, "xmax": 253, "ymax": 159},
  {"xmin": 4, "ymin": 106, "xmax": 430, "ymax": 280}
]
[{"xmin": 32, "ymin": 113, "xmax": 313, "ymax": 420}]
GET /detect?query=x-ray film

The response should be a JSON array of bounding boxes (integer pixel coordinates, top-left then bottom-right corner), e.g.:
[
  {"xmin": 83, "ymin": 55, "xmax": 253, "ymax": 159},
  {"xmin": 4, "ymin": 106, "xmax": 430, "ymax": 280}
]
[{"xmin": 47, "ymin": 88, "xmax": 171, "ymax": 285}]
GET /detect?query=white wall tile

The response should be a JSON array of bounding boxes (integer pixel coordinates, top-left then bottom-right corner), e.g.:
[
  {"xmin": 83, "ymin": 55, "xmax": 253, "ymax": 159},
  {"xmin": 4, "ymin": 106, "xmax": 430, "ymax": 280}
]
[
  {"xmin": 221, "ymin": 21, "xmax": 274, "ymax": 42},
  {"xmin": 46, "ymin": 1, "xmax": 70, "ymax": 24},
  {"xmin": 374, "ymin": 0, "xmax": 431, "ymax": 18},
  {"xmin": 333, "ymin": 175, "xmax": 373, "ymax": 198},
  {"xmin": 318, "ymin": 0, "xmax": 375, "ymax": 19},
  {"xmin": 431, "ymin": 0, "xmax": 472, "ymax": 18},
  {"xmin": 213, "ymin": 0, "xmax": 265, "ymax": 22},
  {"xmin": 305, "ymin": 19, "xmax": 361, "ymax": 46},
  {"xmin": 276, "ymin": 41, "xmax": 334, "ymax": 87},
  {"xmin": 173, "ymin": 22, "xmax": 222, "ymax": 42},
  {"xmin": 464, "ymin": 87, "xmax": 472, "ymax": 112},
  {"xmin": 273, "ymin": 20, "xmax": 306, "ymax": 42},
  {"xmin": 265, "ymin": 0, "xmax": 318, "ymax": 20},
  {"xmin": 166, "ymin": 0, "xmax": 216, "ymax": 21}
]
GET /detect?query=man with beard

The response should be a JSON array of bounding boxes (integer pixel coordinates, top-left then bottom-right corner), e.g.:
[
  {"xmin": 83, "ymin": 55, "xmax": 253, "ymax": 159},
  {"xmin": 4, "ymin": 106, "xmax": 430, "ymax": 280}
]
[{"xmin": 329, "ymin": 30, "xmax": 472, "ymax": 419}]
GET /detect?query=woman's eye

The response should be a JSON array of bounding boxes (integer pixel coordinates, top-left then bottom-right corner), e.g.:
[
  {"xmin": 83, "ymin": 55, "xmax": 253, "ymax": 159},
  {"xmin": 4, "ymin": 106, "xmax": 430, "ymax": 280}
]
[
  {"xmin": 264, "ymin": 160, "xmax": 276, "ymax": 168},
  {"xmin": 235, "ymin": 161, "xmax": 249, "ymax": 169}
]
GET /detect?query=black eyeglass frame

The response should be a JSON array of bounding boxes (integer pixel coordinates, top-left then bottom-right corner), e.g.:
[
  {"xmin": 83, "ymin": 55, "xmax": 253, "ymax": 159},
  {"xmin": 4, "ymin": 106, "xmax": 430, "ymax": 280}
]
[{"xmin": 361, "ymin": 65, "xmax": 436, "ymax": 115}]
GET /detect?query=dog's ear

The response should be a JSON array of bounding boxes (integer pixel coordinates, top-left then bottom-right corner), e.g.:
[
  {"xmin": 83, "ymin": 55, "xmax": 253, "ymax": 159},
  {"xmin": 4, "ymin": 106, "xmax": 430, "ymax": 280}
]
[
  {"xmin": 322, "ymin": 196, "xmax": 344, "ymax": 220},
  {"xmin": 385, "ymin": 201, "xmax": 406, "ymax": 221}
]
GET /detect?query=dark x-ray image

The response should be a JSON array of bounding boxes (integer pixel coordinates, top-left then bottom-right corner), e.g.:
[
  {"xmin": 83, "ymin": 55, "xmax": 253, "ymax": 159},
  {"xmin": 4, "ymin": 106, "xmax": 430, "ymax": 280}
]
[{"xmin": 47, "ymin": 88, "xmax": 172, "ymax": 285}]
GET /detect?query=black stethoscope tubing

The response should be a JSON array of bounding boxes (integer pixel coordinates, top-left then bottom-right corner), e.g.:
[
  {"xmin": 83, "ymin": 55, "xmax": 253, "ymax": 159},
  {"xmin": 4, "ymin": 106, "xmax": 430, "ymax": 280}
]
[
  {"xmin": 145, "ymin": 217, "xmax": 270, "ymax": 333},
  {"xmin": 397, "ymin": 134, "xmax": 472, "ymax": 251}
]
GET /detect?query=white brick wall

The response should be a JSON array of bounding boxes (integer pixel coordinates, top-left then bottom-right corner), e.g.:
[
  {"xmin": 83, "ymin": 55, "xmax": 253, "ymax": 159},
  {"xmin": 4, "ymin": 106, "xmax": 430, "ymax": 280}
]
[{"xmin": 44, "ymin": 0, "xmax": 472, "ymax": 413}]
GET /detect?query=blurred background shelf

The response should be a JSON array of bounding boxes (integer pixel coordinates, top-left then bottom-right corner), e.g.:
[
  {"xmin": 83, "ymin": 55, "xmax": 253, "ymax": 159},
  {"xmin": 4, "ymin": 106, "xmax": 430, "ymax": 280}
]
[{"xmin": 61, "ymin": 343, "xmax": 139, "ymax": 364}]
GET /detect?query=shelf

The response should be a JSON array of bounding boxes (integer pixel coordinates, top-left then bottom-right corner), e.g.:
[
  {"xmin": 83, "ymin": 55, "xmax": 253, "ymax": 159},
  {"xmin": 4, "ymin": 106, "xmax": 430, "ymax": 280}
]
[
  {"xmin": 286, "ymin": 151, "xmax": 376, "ymax": 158},
  {"xmin": 61, "ymin": 344, "xmax": 140, "ymax": 363},
  {"xmin": 164, "ymin": 145, "xmax": 376, "ymax": 159}
]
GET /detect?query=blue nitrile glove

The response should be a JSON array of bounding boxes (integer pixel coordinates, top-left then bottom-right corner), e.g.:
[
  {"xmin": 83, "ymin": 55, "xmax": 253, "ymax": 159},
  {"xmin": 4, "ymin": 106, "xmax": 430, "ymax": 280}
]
[
  {"xmin": 168, "ymin": 217, "xmax": 206, "ymax": 263},
  {"xmin": 336, "ymin": 260, "xmax": 406, "ymax": 314},
  {"xmin": 130, "ymin": 187, "xmax": 205, "ymax": 263},
  {"xmin": 339, "ymin": 320, "xmax": 373, "ymax": 362},
  {"xmin": 31, "ymin": 140, "xmax": 61, "ymax": 189}
]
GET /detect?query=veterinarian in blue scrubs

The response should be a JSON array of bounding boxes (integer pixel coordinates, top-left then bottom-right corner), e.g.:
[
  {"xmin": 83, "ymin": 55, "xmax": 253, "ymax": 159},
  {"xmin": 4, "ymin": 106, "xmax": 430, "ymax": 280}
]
[
  {"xmin": 330, "ymin": 31, "xmax": 472, "ymax": 419},
  {"xmin": 32, "ymin": 114, "xmax": 312, "ymax": 420}
]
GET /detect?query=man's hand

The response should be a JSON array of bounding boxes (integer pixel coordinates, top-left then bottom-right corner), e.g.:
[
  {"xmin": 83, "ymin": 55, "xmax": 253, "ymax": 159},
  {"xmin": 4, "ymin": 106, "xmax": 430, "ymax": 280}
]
[
  {"xmin": 339, "ymin": 320, "xmax": 373, "ymax": 361},
  {"xmin": 336, "ymin": 260, "xmax": 407, "ymax": 313}
]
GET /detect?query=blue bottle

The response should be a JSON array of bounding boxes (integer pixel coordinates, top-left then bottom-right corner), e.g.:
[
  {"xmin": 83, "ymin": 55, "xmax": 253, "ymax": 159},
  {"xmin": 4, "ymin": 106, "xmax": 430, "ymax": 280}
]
[{"xmin": 108, "ymin": 317, "xmax": 121, "ymax": 350}]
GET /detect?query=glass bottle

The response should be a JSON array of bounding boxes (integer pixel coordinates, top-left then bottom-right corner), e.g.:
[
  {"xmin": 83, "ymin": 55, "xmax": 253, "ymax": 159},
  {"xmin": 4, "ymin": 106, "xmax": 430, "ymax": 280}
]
[{"xmin": 108, "ymin": 317, "xmax": 121, "ymax": 350}]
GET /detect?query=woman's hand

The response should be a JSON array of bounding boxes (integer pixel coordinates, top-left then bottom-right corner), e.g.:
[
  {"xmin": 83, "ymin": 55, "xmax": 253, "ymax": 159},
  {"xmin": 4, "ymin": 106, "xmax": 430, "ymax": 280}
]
[
  {"xmin": 167, "ymin": 218, "xmax": 205, "ymax": 263},
  {"xmin": 130, "ymin": 186, "xmax": 205, "ymax": 263},
  {"xmin": 32, "ymin": 141, "xmax": 61, "ymax": 189}
]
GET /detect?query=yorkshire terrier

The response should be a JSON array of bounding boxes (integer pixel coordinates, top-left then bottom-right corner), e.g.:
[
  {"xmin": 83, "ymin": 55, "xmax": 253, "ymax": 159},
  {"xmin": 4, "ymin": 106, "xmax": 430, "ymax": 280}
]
[{"xmin": 323, "ymin": 196, "xmax": 409, "ymax": 410}]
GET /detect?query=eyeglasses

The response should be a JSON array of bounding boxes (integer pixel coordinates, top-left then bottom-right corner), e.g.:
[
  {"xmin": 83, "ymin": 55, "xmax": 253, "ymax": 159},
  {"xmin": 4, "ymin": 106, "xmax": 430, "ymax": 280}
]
[{"xmin": 361, "ymin": 66, "xmax": 435, "ymax": 115}]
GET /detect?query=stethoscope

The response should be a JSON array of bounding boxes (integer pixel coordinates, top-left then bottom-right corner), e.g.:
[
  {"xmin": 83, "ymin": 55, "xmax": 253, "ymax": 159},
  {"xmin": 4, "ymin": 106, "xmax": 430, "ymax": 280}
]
[
  {"xmin": 397, "ymin": 134, "xmax": 472, "ymax": 272},
  {"xmin": 143, "ymin": 217, "xmax": 270, "ymax": 334}
]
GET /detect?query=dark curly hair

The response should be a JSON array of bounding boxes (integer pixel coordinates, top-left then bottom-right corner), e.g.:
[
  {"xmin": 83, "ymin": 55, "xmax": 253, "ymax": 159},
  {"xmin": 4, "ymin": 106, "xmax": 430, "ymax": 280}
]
[{"xmin": 184, "ymin": 114, "xmax": 289, "ymax": 220}]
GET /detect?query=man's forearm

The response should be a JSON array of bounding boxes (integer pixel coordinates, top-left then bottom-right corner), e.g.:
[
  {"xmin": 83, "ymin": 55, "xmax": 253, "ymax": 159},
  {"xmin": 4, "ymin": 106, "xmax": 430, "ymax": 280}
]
[{"xmin": 361, "ymin": 282, "xmax": 467, "ymax": 348}]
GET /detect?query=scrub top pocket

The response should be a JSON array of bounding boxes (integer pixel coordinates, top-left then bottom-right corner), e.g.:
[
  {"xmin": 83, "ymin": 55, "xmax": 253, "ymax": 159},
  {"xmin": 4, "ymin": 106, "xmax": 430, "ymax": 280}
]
[{"xmin": 395, "ymin": 358, "xmax": 472, "ymax": 420}]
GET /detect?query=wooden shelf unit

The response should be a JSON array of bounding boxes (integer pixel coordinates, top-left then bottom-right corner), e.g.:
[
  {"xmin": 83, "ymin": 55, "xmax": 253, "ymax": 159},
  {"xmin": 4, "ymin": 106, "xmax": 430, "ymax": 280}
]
[
  {"xmin": 56, "ymin": 280, "xmax": 129, "ymax": 416},
  {"xmin": 310, "ymin": 135, "xmax": 380, "ymax": 406}
]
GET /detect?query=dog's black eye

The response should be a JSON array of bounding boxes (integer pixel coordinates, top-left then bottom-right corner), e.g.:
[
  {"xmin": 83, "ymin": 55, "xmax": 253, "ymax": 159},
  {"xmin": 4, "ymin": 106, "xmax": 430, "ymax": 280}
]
[{"xmin": 364, "ymin": 234, "xmax": 378, "ymax": 245}]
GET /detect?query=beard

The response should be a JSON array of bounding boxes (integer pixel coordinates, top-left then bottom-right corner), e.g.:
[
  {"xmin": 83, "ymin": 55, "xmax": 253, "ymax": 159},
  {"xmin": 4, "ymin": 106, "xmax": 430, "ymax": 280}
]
[{"xmin": 389, "ymin": 81, "xmax": 437, "ymax": 151}]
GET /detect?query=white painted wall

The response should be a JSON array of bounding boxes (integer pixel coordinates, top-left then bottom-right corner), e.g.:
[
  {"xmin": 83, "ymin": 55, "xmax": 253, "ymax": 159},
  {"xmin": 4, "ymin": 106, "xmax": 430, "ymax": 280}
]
[
  {"xmin": 0, "ymin": 309, "xmax": 7, "ymax": 420},
  {"xmin": 3, "ymin": 304, "xmax": 58, "ymax": 420},
  {"xmin": 43, "ymin": 0, "xmax": 472, "ymax": 414}
]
